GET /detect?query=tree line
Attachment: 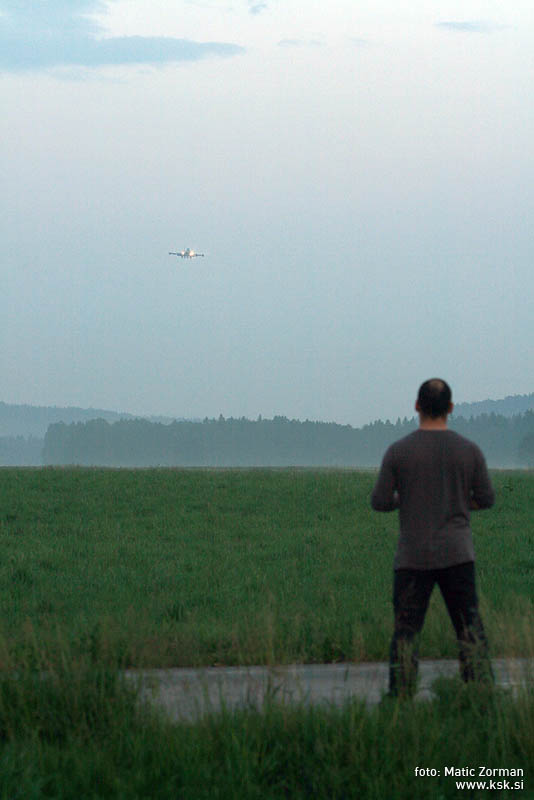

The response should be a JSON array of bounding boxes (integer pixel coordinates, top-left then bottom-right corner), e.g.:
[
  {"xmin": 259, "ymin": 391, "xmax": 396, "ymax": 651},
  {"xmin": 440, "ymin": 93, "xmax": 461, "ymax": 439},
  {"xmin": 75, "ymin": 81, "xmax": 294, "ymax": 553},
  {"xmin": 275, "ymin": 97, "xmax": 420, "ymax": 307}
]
[{"xmin": 39, "ymin": 411, "xmax": 534, "ymax": 468}]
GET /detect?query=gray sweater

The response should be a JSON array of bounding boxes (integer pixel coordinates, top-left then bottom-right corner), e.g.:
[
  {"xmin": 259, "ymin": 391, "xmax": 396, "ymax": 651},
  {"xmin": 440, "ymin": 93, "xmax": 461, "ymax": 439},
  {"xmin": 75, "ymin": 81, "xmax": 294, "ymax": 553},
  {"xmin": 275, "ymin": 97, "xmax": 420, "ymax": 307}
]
[{"xmin": 371, "ymin": 429, "xmax": 495, "ymax": 570}]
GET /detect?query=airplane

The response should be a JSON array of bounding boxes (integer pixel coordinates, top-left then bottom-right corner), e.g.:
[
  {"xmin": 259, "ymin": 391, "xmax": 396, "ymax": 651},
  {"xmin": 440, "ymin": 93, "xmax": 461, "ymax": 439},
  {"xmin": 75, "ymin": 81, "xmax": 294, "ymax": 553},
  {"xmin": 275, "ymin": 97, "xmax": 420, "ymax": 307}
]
[{"xmin": 169, "ymin": 248, "xmax": 205, "ymax": 259}]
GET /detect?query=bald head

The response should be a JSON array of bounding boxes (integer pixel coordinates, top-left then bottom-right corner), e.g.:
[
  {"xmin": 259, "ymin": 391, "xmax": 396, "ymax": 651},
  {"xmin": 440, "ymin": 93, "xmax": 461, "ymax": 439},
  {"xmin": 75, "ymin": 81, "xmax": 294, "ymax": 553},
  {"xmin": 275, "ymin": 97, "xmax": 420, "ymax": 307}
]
[{"xmin": 416, "ymin": 379, "xmax": 452, "ymax": 419}]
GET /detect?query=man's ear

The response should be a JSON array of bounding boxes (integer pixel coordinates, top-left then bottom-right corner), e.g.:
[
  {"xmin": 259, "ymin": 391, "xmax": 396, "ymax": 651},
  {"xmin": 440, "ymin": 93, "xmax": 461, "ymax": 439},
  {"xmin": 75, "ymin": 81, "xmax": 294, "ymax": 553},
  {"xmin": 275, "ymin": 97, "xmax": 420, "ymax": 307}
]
[
  {"xmin": 448, "ymin": 402, "xmax": 454, "ymax": 415},
  {"xmin": 415, "ymin": 400, "xmax": 421, "ymax": 413}
]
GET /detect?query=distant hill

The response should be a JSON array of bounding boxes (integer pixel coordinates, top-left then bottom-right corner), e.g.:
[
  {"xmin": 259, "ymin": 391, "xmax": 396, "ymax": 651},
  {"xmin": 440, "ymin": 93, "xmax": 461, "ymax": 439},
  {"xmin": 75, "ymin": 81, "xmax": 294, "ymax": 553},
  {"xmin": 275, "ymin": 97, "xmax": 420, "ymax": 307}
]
[
  {"xmin": 453, "ymin": 393, "xmax": 534, "ymax": 419},
  {"xmin": 0, "ymin": 401, "xmax": 182, "ymax": 438},
  {"xmin": 2, "ymin": 393, "xmax": 534, "ymax": 467},
  {"xmin": 1, "ymin": 393, "xmax": 534, "ymax": 438}
]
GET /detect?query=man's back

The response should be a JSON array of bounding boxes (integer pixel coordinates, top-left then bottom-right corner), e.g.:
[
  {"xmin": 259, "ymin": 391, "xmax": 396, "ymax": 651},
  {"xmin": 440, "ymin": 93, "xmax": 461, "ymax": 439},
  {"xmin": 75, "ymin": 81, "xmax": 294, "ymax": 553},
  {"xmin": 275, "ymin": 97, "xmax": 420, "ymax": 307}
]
[
  {"xmin": 371, "ymin": 429, "xmax": 494, "ymax": 569},
  {"xmin": 372, "ymin": 379, "xmax": 495, "ymax": 696}
]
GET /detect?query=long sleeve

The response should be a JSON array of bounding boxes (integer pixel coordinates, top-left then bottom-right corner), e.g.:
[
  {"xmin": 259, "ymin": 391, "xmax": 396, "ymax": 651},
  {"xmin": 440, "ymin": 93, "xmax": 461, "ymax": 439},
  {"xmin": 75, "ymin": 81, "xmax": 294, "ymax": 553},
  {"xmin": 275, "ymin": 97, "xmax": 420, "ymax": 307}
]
[{"xmin": 471, "ymin": 448, "xmax": 495, "ymax": 510}]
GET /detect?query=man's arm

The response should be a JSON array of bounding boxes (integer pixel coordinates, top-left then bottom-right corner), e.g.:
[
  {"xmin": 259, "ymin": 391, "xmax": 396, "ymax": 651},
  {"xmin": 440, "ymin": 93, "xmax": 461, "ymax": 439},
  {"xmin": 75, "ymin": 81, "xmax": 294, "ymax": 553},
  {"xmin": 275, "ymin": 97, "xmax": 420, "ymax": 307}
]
[
  {"xmin": 371, "ymin": 448, "xmax": 399, "ymax": 512},
  {"xmin": 470, "ymin": 449, "xmax": 495, "ymax": 510}
]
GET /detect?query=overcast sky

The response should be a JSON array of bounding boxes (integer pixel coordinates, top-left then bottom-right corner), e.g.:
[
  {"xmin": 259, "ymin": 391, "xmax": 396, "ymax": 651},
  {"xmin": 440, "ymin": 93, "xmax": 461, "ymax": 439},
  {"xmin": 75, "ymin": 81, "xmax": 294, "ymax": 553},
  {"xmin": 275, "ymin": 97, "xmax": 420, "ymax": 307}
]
[{"xmin": 2, "ymin": 0, "xmax": 533, "ymax": 426}]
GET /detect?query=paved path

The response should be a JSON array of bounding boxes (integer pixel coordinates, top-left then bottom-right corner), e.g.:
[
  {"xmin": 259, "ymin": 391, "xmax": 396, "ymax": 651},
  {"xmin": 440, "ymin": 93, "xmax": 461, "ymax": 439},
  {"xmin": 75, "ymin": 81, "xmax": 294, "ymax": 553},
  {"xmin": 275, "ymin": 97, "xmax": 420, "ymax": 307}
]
[{"xmin": 124, "ymin": 658, "xmax": 534, "ymax": 723}]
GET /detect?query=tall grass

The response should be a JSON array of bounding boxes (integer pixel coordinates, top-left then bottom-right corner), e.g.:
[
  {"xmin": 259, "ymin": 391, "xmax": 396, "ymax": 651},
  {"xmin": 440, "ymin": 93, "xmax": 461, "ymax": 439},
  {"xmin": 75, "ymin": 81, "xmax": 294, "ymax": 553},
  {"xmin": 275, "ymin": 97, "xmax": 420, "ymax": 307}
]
[{"xmin": 0, "ymin": 640, "xmax": 533, "ymax": 799}]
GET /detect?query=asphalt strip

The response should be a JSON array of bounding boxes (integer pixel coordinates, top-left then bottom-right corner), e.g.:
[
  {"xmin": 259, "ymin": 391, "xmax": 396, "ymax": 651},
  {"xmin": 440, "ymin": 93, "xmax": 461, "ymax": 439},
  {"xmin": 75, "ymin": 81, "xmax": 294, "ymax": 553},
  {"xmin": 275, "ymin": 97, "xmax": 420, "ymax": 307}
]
[{"xmin": 123, "ymin": 658, "xmax": 534, "ymax": 723}]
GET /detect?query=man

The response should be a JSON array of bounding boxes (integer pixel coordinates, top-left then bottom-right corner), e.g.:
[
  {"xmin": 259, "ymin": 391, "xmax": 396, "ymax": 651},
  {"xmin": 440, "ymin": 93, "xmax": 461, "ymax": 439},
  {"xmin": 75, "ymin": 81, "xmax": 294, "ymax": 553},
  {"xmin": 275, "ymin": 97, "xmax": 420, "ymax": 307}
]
[{"xmin": 371, "ymin": 378, "xmax": 495, "ymax": 697}]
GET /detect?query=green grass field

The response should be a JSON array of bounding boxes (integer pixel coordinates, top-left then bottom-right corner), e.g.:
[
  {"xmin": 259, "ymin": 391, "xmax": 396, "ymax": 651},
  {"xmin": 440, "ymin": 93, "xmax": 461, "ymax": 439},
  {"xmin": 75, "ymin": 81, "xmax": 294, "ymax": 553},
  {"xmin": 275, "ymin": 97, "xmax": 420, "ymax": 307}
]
[
  {"xmin": 1, "ymin": 468, "xmax": 533, "ymax": 798},
  {"xmin": 0, "ymin": 467, "xmax": 532, "ymax": 667}
]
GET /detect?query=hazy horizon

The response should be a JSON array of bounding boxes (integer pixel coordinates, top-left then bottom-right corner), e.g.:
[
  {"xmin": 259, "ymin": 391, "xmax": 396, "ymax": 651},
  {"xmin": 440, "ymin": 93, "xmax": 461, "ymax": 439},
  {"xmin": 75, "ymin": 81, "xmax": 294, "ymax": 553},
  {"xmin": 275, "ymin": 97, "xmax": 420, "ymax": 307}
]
[
  {"xmin": 3, "ymin": 1, "xmax": 533, "ymax": 428},
  {"xmin": 2, "ymin": 387, "xmax": 534, "ymax": 431}
]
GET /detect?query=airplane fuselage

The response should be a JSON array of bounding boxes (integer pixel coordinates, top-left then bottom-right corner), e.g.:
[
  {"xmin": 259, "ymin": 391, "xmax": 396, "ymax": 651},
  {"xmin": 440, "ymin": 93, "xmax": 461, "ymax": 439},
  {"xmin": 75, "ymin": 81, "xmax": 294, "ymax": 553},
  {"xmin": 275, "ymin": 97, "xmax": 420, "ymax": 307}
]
[{"xmin": 169, "ymin": 248, "xmax": 204, "ymax": 259}]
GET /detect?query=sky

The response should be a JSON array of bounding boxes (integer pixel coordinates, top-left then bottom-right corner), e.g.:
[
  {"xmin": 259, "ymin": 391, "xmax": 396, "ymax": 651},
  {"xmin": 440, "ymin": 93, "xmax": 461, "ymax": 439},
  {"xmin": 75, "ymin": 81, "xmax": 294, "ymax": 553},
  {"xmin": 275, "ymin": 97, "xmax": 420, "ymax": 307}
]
[{"xmin": 2, "ymin": 0, "xmax": 533, "ymax": 427}]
